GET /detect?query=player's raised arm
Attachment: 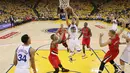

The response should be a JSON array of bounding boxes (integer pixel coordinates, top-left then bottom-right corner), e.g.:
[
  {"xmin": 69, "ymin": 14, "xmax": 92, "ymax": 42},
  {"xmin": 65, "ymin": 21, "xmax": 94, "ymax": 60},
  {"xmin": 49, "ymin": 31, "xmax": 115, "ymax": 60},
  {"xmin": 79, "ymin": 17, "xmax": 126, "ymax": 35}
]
[
  {"xmin": 72, "ymin": 9, "xmax": 79, "ymax": 26},
  {"xmin": 64, "ymin": 9, "xmax": 70, "ymax": 27},
  {"xmin": 99, "ymin": 33, "xmax": 111, "ymax": 47},
  {"xmin": 13, "ymin": 50, "xmax": 17, "ymax": 66},
  {"xmin": 30, "ymin": 48, "xmax": 37, "ymax": 73},
  {"xmin": 117, "ymin": 22, "xmax": 126, "ymax": 36}
]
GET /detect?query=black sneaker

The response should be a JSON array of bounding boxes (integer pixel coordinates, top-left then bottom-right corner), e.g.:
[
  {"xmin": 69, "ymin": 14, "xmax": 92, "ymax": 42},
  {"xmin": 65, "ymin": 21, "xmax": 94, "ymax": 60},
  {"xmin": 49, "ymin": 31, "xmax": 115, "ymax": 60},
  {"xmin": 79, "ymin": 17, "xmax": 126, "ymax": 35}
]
[
  {"xmin": 62, "ymin": 68, "xmax": 69, "ymax": 72},
  {"xmin": 114, "ymin": 69, "xmax": 119, "ymax": 73},
  {"xmin": 121, "ymin": 71, "xmax": 125, "ymax": 73}
]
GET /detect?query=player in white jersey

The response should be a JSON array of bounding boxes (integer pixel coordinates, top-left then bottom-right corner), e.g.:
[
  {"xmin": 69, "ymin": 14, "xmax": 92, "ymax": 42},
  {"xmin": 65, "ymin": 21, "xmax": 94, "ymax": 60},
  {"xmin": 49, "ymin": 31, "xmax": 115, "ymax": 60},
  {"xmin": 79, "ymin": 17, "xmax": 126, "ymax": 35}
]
[
  {"xmin": 111, "ymin": 17, "xmax": 118, "ymax": 31},
  {"xmin": 13, "ymin": 34, "xmax": 36, "ymax": 73},
  {"xmin": 64, "ymin": 7, "xmax": 81, "ymax": 62},
  {"xmin": 120, "ymin": 25, "xmax": 130, "ymax": 73}
]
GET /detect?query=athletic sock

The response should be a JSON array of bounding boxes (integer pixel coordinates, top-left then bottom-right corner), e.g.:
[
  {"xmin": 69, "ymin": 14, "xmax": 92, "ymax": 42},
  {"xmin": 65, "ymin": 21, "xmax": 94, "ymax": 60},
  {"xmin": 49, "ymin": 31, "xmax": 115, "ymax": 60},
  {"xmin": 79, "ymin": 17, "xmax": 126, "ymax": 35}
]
[
  {"xmin": 83, "ymin": 47, "xmax": 85, "ymax": 54},
  {"xmin": 110, "ymin": 60, "xmax": 119, "ymax": 73},
  {"xmin": 98, "ymin": 61, "xmax": 105, "ymax": 73},
  {"xmin": 58, "ymin": 64, "xmax": 64, "ymax": 70}
]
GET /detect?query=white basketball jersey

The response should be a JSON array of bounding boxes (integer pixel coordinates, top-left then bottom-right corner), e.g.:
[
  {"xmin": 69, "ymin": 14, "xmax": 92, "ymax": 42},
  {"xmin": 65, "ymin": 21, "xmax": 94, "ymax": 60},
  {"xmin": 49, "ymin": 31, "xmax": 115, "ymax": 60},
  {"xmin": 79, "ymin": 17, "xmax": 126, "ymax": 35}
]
[
  {"xmin": 59, "ymin": 0, "xmax": 70, "ymax": 8},
  {"xmin": 68, "ymin": 24, "xmax": 78, "ymax": 39},
  {"xmin": 16, "ymin": 45, "xmax": 31, "ymax": 69}
]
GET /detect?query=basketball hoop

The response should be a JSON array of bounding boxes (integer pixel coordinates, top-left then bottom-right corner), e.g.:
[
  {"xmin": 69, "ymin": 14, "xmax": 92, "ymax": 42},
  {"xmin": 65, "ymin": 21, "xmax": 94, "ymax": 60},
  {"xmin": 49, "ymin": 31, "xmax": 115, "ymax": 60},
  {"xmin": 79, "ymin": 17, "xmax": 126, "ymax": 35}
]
[{"xmin": 59, "ymin": 0, "xmax": 70, "ymax": 9}]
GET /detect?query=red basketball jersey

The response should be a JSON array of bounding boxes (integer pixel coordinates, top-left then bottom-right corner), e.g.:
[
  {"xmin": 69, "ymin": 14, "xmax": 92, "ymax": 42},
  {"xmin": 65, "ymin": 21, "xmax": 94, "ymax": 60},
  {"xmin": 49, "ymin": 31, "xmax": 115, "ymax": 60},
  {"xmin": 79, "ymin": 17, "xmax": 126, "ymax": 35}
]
[
  {"xmin": 82, "ymin": 27, "xmax": 90, "ymax": 39},
  {"xmin": 109, "ymin": 34, "xmax": 120, "ymax": 52},
  {"xmin": 50, "ymin": 42, "xmax": 58, "ymax": 55}
]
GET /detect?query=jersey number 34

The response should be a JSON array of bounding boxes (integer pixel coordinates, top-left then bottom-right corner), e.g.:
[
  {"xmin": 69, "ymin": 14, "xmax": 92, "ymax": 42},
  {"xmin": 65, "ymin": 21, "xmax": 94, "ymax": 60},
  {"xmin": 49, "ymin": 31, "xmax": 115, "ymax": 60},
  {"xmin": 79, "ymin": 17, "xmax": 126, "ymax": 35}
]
[{"xmin": 18, "ymin": 54, "xmax": 27, "ymax": 62}]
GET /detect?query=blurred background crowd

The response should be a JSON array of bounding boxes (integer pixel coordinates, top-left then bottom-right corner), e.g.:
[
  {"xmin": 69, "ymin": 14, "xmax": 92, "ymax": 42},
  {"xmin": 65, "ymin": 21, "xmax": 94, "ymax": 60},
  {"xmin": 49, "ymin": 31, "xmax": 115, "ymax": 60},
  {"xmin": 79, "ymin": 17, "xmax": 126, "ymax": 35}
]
[{"xmin": 0, "ymin": 0, "xmax": 130, "ymax": 27}]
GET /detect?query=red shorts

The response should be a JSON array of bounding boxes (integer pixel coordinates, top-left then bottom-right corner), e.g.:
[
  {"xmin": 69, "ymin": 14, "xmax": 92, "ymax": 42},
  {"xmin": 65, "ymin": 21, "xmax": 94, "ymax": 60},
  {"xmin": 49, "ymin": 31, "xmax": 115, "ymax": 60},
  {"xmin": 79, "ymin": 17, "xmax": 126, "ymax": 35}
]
[
  {"xmin": 103, "ymin": 50, "xmax": 119, "ymax": 63},
  {"xmin": 48, "ymin": 54, "xmax": 61, "ymax": 68},
  {"xmin": 82, "ymin": 38, "xmax": 90, "ymax": 48}
]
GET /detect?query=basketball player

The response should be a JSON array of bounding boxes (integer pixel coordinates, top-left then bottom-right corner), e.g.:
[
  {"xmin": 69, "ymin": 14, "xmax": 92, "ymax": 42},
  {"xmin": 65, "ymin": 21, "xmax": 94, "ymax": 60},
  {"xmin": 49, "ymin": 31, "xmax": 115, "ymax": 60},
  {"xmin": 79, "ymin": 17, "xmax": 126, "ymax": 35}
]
[
  {"xmin": 120, "ymin": 24, "xmax": 130, "ymax": 73},
  {"xmin": 98, "ymin": 23, "xmax": 126, "ymax": 73},
  {"xmin": 49, "ymin": 33, "xmax": 69, "ymax": 73},
  {"xmin": 111, "ymin": 17, "xmax": 118, "ymax": 31},
  {"xmin": 56, "ymin": 24, "xmax": 69, "ymax": 52},
  {"xmin": 13, "ymin": 34, "xmax": 37, "ymax": 73},
  {"xmin": 78, "ymin": 22, "xmax": 92, "ymax": 58},
  {"xmin": 64, "ymin": 7, "xmax": 81, "ymax": 61}
]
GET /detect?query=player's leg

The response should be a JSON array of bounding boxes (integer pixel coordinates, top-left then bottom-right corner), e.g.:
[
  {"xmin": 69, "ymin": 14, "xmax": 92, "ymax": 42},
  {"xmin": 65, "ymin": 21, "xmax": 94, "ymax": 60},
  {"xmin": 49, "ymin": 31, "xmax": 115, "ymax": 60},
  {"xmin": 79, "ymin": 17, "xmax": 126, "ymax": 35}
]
[
  {"xmin": 75, "ymin": 39, "xmax": 81, "ymax": 53},
  {"xmin": 98, "ymin": 51, "xmax": 111, "ymax": 73},
  {"xmin": 109, "ymin": 60, "xmax": 119, "ymax": 73},
  {"xmin": 82, "ymin": 44, "xmax": 86, "ymax": 57},
  {"xmin": 86, "ymin": 39, "xmax": 91, "ymax": 50},
  {"xmin": 58, "ymin": 64, "xmax": 69, "ymax": 72},
  {"xmin": 53, "ymin": 54, "xmax": 69, "ymax": 72},
  {"xmin": 49, "ymin": 55, "xmax": 60, "ymax": 73},
  {"xmin": 68, "ymin": 39, "xmax": 75, "ymax": 61},
  {"xmin": 107, "ymin": 52, "xmax": 119, "ymax": 73},
  {"xmin": 54, "ymin": 68, "xmax": 59, "ymax": 73},
  {"xmin": 120, "ymin": 59, "xmax": 125, "ymax": 73},
  {"xmin": 98, "ymin": 61, "xmax": 106, "ymax": 73},
  {"xmin": 120, "ymin": 48, "xmax": 128, "ymax": 73}
]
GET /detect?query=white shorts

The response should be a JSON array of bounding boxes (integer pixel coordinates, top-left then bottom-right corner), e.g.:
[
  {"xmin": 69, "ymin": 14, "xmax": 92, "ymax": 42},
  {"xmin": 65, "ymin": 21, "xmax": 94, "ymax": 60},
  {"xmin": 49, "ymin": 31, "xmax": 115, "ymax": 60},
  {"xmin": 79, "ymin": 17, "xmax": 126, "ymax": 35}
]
[
  {"xmin": 120, "ymin": 47, "xmax": 130, "ymax": 64},
  {"xmin": 68, "ymin": 38, "xmax": 81, "ymax": 52},
  {"xmin": 15, "ymin": 68, "xmax": 30, "ymax": 73}
]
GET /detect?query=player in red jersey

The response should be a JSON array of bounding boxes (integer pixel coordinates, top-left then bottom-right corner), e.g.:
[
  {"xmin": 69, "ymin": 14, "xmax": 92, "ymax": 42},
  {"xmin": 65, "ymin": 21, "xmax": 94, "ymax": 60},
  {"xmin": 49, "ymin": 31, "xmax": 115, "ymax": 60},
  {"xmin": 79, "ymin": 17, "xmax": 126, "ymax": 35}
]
[
  {"xmin": 98, "ymin": 23, "xmax": 126, "ymax": 73},
  {"xmin": 48, "ymin": 33, "xmax": 69, "ymax": 73},
  {"xmin": 56, "ymin": 24, "xmax": 69, "ymax": 52},
  {"xmin": 78, "ymin": 22, "xmax": 92, "ymax": 58}
]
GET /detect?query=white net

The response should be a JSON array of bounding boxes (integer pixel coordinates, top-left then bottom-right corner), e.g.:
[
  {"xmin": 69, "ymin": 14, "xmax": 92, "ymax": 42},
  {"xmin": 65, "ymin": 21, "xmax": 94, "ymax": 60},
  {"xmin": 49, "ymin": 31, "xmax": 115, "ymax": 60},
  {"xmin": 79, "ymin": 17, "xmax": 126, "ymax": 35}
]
[{"xmin": 59, "ymin": 0, "xmax": 70, "ymax": 8}]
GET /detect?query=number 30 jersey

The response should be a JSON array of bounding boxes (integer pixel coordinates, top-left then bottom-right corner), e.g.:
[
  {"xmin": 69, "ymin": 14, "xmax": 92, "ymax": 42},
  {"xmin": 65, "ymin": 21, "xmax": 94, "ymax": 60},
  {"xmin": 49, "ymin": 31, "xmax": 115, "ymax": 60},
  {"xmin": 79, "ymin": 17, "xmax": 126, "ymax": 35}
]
[{"xmin": 16, "ymin": 45, "xmax": 31, "ymax": 69}]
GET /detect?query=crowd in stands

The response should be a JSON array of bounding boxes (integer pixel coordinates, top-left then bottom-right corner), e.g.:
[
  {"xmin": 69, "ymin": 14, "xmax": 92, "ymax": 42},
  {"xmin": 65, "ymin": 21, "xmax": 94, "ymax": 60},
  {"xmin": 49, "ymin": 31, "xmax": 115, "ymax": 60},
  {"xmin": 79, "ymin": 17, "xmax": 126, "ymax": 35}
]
[
  {"xmin": 0, "ymin": 0, "xmax": 36, "ymax": 24},
  {"xmin": 0, "ymin": 0, "xmax": 130, "ymax": 27}
]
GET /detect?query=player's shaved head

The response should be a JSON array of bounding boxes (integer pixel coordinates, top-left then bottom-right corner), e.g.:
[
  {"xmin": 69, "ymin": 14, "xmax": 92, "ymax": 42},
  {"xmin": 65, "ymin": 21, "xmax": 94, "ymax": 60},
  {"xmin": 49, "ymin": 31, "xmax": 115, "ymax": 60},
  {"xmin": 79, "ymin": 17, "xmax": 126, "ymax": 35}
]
[{"xmin": 50, "ymin": 34, "xmax": 55, "ymax": 40}]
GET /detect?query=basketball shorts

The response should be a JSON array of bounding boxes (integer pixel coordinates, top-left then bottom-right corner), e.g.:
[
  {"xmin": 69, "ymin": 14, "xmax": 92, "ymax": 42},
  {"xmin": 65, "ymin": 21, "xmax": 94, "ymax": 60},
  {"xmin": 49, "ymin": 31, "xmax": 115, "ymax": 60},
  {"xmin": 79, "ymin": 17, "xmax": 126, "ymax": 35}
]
[
  {"xmin": 120, "ymin": 46, "xmax": 130, "ymax": 64},
  {"xmin": 49, "ymin": 54, "xmax": 61, "ymax": 68},
  {"xmin": 68, "ymin": 38, "xmax": 81, "ymax": 52},
  {"xmin": 103, "ymin": 51, "xmax": 119, "ymax": 63},
  {"xmin": 15, "ymin": 68, "xmax": 30, "ymax": 73},
  {"xmin": 82, "ymin": 38, "xmax": 90, "ymax": 48}
]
